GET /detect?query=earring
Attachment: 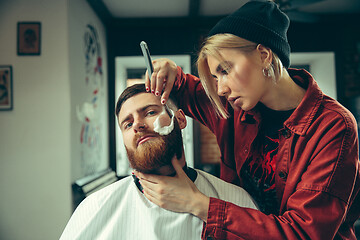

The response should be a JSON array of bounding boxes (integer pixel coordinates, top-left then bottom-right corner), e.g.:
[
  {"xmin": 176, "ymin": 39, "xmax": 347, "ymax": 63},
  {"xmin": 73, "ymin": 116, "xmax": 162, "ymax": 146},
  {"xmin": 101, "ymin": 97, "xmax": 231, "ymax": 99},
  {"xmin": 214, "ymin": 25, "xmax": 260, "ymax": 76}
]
[{"xmin": 262, "ymin": 67, "xmax": 271, "ymax": 78}]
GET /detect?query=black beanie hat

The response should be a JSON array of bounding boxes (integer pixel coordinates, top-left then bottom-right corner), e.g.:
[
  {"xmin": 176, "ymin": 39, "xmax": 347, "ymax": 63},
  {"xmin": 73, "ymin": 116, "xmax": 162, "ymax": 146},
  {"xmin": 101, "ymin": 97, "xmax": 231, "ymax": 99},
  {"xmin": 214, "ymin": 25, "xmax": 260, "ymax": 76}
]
[{"xmin": 208, "ymin": 1, "xmax": 291, "ymax": 68}]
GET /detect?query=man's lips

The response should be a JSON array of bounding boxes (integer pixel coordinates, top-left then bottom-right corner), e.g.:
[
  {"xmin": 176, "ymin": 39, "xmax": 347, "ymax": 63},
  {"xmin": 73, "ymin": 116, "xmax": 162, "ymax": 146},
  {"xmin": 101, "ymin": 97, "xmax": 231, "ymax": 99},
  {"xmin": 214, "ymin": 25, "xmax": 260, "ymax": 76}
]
[{"xmin": 137, "ymin": 135, "xmax": 156, "ymax": 146}]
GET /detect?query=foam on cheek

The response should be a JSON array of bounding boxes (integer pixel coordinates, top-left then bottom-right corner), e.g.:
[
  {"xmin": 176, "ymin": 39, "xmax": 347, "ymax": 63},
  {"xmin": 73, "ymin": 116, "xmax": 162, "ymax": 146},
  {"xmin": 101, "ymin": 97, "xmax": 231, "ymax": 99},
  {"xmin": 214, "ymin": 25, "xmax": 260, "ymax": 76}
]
[{"xmin": 153, "ymin": 108, "xmax": 174, "ymax": 135}]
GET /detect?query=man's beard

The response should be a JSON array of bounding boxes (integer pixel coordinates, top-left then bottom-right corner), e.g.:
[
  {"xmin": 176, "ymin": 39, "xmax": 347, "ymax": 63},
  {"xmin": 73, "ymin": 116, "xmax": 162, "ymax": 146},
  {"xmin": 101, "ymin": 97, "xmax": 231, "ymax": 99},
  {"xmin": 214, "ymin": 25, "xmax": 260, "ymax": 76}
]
[{"xmin": 126, "ymin": 118, "xmax": 183, "ymax": 174}]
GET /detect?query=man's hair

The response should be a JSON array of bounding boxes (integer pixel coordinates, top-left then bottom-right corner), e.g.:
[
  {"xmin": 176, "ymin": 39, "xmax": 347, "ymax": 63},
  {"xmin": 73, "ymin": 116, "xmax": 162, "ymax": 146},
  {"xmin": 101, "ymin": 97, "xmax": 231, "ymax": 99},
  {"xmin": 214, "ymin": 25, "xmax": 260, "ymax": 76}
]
[{"xmin": 115, "ymin": 83, "xmax": 178, "ymax": 117}]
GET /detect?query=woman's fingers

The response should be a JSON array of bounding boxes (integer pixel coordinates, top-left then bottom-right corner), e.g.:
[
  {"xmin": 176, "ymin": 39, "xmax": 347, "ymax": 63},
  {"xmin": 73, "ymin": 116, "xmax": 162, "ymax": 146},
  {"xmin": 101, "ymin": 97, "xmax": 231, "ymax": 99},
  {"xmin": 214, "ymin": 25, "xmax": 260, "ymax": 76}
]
[
  {"xmin": 133, "ymin": 158, "xmax": 202, "ymax": 214},
  {"xmin": 144, "ymin": 58, "xmax": 177, "ymax": 103},
  {"xmin": 154, "ymin": 70, "xmax": 166, "ymax": 97},
  {"xmin": 172, "ymin": 157, "xmax": 187, "ymax": 179},
  {"xmin": 144, "ymin": 71, "xmax": 151, "ymax": 92},
  {"xmin": 139, "ymin": 175, "xmax": 174, "ymax": 209},
  {"xmin": 161, "ymin": 68, "xmax": 177, "ymax": 104},
  {"xmin": 135, "ymin": 171, "xmax": 163, "ymax": 184},
  {"xmin": 152, "ymin": 59, "xmax": 166, "ymax": 96},
  {"xmin": 139, "ymin": 178, "xmax": 162, "ymax": 198},
  {"xmin": 150, "ymin": 69, "xmax": 157, "ymax": 94},
  {"xmin": 141, "ymin": 183, "xmax": 164, "ymax": 207}
]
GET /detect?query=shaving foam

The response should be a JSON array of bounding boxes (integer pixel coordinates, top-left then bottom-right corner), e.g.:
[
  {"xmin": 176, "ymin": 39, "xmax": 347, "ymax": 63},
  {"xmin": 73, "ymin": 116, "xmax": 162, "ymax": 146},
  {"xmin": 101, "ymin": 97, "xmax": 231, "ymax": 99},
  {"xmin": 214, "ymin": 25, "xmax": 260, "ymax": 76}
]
[{"xmin": 153, "ymin": 108, "xmax": 174, "ymax": 135}]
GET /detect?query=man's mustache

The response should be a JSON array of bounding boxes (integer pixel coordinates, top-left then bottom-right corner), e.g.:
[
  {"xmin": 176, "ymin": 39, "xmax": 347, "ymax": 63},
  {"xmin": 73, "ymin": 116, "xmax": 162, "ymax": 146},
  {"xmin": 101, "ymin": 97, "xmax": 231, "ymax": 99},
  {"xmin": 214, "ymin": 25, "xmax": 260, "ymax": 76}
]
[{"xmin": 133, "ymin": 130, "xmax": 162, "ymax": 146}]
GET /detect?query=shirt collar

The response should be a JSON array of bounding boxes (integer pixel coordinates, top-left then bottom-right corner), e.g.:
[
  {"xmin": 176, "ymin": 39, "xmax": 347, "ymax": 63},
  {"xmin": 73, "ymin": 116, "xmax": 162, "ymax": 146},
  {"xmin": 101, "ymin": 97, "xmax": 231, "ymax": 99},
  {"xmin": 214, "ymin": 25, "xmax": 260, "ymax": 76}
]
[
  {"xmin": 284, "ymin": 68, "xmax": 323, "ymax": 136},
  {"xmin": 236, "ymin": 68, "xmax": 323, "ymax": 136}
]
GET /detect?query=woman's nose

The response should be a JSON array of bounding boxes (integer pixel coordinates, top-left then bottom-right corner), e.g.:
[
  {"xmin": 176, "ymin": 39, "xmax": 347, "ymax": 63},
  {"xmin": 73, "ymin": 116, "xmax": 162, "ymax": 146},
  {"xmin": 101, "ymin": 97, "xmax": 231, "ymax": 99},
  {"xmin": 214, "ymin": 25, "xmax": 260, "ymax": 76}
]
[{"xmin": 217, "ymin": 77, "xmax": 230, "ymax": 96}]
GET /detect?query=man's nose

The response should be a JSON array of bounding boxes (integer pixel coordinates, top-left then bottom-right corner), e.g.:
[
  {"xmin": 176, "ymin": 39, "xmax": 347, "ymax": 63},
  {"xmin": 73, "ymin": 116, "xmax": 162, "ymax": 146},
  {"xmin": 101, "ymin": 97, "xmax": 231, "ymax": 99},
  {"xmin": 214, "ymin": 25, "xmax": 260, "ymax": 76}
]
[{"xmin": 133, "ymin": 121, "xmax": 146, "ymax": 132}]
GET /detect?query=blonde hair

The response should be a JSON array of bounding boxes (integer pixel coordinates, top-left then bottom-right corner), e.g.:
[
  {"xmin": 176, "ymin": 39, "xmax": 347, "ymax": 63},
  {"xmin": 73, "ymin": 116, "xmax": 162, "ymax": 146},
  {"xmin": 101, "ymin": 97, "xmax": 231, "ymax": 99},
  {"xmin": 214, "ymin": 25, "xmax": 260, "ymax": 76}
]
[{"xmin": 197, "ymin": 33, "xmax": 285, "ymax": 118}]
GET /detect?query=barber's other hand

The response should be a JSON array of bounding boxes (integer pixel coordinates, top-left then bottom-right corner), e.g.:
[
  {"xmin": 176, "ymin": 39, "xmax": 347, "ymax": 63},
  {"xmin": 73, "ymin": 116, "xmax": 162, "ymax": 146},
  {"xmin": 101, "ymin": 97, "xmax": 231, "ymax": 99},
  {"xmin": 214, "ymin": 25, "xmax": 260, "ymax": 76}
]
[
  {"xmin": 145, "ymin": 58, "xmax": 177, "ymax": 105},
  {"xmin": 135, "ymin": 157, "xmax": 210, "ymax": 222}
]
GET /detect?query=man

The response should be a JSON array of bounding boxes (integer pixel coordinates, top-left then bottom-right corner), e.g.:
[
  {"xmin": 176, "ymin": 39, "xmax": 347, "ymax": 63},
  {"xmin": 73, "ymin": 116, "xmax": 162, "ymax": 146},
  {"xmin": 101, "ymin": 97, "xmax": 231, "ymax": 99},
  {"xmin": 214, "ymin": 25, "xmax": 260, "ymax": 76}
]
[{"xmin": 60, "ymin": 84, "xmax": 257, "ymax": 240}]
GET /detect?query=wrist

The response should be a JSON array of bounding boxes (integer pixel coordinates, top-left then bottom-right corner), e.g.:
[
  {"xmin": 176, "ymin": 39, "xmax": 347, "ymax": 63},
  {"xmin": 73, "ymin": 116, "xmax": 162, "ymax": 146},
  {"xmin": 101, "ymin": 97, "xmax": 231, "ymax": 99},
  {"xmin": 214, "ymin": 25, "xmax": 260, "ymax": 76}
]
[{"xmin": 191, "ymin": 192, "xmax": 210, "ymax": 222}]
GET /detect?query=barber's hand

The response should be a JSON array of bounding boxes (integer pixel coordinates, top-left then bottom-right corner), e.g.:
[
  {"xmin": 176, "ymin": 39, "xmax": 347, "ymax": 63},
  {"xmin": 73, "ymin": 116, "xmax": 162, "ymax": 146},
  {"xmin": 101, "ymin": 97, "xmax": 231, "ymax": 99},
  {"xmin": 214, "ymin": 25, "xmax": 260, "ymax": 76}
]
[
  {"xmin": 145, "ymin": 58, "xmax": 177, "ymax": 105},
  {"xmin": 134, "ymin": 157, "xmax": 210, "ymax": 222}
]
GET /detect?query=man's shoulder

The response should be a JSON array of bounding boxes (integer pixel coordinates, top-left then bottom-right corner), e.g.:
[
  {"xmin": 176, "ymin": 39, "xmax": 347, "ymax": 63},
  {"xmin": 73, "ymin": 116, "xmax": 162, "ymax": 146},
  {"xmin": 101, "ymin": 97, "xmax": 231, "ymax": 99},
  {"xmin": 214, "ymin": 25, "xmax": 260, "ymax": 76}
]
[
  {"xmin": 194, "ymin": 169, "xmax": 239, "ymax": 189},
  {"xmin": 80, "ymin": 176, "xmax": 133, "ymax": 207},
  {"xmin": 194, "ymin": 169, "xmax": 244, "ymax": 193},
  {"xmin": 194, "ymin": 169, "xmax": 258, "ymax": 210}
]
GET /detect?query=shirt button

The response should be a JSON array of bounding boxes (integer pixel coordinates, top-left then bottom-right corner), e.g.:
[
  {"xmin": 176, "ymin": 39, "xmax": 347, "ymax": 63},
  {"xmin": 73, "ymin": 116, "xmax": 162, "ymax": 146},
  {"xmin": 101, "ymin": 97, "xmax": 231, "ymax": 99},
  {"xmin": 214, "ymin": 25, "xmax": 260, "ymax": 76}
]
[
  {"xmin": 279, "ymin": 171, "xmax": 288, "ymax": 179},
  {"xmin": 281, "ymin": 129, "xmax": 291, "ymax": 139}
]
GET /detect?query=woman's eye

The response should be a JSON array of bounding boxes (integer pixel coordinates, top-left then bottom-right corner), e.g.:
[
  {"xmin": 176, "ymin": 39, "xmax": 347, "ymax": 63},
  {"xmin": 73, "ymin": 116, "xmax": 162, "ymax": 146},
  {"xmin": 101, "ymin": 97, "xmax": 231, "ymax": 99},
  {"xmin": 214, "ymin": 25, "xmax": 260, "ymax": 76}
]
[
  {"xmin": 220, "ymin": 68, "xmax": 229, "ymax": 75},
  {"xmin": 211, "ymin": 75, "xmax": 218, "ymax": 82}
]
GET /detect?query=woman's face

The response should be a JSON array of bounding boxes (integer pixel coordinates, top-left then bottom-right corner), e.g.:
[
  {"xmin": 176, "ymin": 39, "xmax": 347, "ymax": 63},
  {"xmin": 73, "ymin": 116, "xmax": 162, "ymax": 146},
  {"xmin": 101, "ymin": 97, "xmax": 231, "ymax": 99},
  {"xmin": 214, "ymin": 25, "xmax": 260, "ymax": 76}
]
[{"xmin": 207, "ymin": 48, "xmax": 269, "ymax": 111}]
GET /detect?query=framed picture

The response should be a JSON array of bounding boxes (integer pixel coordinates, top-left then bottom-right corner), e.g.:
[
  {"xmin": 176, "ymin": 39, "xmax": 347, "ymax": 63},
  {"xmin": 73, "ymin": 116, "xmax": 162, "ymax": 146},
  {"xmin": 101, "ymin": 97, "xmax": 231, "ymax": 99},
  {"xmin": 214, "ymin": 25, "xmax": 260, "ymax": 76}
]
[
  {"xmin": 0, "ymin": 66, "xmax": 13, "ymax": 111},
  {"xmin": 17, "ymin": 22, "xmax": 41, "ymax": 55}
]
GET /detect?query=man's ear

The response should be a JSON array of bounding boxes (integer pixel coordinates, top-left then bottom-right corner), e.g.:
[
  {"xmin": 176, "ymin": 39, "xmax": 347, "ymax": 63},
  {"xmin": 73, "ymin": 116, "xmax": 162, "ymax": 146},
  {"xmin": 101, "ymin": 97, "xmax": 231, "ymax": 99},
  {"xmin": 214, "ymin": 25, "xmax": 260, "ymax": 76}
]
[
  {"xmin": 174, "ymin": 109, "xmax": 187, "ymax": 129},
  {"xmin": 256, "ymin": 44, "xmax": 272, "ymax": 67}
]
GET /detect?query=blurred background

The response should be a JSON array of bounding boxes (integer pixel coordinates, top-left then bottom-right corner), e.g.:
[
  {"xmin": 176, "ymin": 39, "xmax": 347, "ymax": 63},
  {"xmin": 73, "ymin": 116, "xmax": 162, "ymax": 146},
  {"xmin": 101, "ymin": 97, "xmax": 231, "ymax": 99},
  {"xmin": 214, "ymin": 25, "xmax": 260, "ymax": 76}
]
[{"xmin": 0, "ymin": 0, "xmax": 359, "ymax": 239}]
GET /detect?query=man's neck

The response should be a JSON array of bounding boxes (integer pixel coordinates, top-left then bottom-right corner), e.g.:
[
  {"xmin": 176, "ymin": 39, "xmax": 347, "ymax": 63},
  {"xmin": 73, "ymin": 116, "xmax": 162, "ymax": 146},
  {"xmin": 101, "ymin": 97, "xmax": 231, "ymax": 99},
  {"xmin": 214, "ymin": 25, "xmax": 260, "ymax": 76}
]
[
  {"xmin": 151, "ymin": 157, "xmax": 186, "ymax": 176},
  {"xmin": 132, "ymin": 158, "xmax": 197, "ymax": 193}
]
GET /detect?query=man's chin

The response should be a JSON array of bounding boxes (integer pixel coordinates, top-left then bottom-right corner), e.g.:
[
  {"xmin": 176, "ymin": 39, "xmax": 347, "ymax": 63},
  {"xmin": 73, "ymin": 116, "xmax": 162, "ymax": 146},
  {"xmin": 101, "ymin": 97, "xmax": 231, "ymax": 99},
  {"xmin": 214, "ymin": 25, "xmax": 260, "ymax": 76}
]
[
  {"xmin": 132, "ymin": 163, "xmax": 164, "ymax": 174},
  {"xmin": 134, "ymin": 164, "xmax": 174, "ymax": 175}
]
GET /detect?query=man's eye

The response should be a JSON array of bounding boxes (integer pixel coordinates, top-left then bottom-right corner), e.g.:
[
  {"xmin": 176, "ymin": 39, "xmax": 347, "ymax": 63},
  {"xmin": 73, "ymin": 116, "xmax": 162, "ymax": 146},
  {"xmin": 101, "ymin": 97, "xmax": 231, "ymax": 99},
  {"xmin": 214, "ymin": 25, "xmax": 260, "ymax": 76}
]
[
  {"xmin": 124, "ymin": 122, "xmax": 133, "ymax": 129},
  {"xmin": 146, "ymin": 110, "xmax": 157, "ymax": 116}
]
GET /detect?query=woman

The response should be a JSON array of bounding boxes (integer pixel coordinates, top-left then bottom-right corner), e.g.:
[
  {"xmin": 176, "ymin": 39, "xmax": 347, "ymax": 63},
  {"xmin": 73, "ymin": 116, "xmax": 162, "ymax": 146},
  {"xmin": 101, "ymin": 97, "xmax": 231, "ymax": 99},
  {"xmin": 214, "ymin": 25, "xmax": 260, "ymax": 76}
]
[{"xmin": 136, "ymin": 1, "xmax": 360, "ymax": 239}]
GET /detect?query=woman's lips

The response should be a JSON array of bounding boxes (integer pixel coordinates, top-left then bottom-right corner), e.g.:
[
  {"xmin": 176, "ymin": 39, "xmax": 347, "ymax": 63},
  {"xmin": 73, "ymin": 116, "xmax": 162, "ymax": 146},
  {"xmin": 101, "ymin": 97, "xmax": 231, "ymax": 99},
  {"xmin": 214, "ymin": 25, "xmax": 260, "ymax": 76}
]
[
  {"xmin": 228, "ymin": 96, "xmax": 242, "ymax": 109},
  {"xmin": 228, "ymin": 96, "xmax": 239, "ymax": 103}
]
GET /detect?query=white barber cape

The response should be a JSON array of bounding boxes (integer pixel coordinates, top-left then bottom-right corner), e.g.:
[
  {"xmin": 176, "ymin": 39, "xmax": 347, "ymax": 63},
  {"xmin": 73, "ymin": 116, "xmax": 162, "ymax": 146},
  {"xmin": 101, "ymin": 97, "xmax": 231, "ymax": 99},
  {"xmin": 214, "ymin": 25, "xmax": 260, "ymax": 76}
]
[{"xmin": 60, "ymin": 169, "xmax": 258, "ymax": 240}]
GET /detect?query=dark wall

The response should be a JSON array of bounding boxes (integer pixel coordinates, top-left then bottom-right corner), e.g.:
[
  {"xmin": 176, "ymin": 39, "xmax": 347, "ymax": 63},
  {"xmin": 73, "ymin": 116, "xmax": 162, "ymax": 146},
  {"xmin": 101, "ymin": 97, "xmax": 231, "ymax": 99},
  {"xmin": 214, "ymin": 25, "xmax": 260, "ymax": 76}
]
[
  {"xmin": 288, "ymin": 14, "xmax": 360, "ymax": 106},
  {"xmin": 106, "ymin": 17, "xmax": 222, "ymax": 70},
  {"xmin": 108, "ymin": 14, "xmax": 360, "ymax": 103}
]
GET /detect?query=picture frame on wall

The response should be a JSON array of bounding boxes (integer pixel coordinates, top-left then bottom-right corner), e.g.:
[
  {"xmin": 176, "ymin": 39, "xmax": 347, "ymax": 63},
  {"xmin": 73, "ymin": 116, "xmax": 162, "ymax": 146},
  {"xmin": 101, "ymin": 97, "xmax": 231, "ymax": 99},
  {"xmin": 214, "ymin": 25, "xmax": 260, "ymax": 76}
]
[
  {"xmin": 17, "ymin": 22, "xmax": 41, "ymax": 56},
  {"xmin": 0, "ymin": 66, "xmax": 13, "ymax": 111}
]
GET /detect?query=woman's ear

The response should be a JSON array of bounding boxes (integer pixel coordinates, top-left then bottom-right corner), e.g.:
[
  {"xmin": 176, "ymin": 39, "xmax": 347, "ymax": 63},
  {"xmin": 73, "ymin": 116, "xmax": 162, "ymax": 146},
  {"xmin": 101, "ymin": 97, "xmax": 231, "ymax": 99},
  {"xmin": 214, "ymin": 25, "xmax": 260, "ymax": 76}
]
[
  {"xmin": 256, "ymin": 44, "xmax": 273, "ymax": 67},
  {"xmin": 174, "ymin": 109, "xmax": 187, "ymax": 129}
]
